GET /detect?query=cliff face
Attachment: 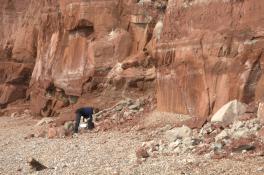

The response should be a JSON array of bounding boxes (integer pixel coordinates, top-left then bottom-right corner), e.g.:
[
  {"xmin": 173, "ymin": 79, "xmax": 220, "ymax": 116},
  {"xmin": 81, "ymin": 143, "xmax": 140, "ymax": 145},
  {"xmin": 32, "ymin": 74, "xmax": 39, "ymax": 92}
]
[
  {"xmin": 1, "ymin": 0, "xmax": 264, "ymax": 122},
  {"xmin": 0, "ymin": 0, "xmax": 161, "ymax": 116},
  {"xmin": 156, "ymin": 0, "xmax": 264, "ymax": 120},
  {"xmin": 0, "ymin": 0, "xmax": 34, "ymax": 107}
]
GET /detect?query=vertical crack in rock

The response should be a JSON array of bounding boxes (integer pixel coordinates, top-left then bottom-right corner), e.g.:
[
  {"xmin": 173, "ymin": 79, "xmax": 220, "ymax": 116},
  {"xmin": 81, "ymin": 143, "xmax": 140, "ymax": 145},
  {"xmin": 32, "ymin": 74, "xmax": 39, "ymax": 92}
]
[
  {"xmin": 242, "ymin": 51, "xmax": 263, "ymax": 103},
  {"xmin": 200, "ymin": 33, "xmax": 211, "ymax": 116}
]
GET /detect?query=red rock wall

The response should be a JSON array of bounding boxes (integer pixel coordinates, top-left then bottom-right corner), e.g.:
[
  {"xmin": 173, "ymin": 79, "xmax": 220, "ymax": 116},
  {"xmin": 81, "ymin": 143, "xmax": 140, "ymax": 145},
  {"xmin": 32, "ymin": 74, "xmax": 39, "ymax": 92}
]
[
  {"xmin": 0, "ymin": 0, "xmax": 34, "ymax": 107},
  {"xmin": 156, "ymin": 0, "xmax": 264, "ymax": 119},
  {"xmin": 5, "ymin": 0, "xmax": 264, "ymax": 122},
  {"xmin": 27, "ymin": 0, "xmax": 160, "ymax": 116}
]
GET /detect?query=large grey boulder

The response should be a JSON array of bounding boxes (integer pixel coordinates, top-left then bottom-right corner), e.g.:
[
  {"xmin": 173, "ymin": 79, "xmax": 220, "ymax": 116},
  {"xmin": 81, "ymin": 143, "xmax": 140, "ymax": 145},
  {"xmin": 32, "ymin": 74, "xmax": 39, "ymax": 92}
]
[
  {"xmin": 165, "ymin": 125, "xmax": 192, "ymax": 142},
  {"xmin": 211, "ymin": 100, "xmax": 247, "ymax": 125}
]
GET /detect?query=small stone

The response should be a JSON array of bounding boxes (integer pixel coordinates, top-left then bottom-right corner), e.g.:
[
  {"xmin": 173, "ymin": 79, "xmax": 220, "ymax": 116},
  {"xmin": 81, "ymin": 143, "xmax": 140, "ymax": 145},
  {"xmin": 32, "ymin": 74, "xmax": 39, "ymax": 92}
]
[
  {"xmin": 57, "ymin": 126, "xmax": 66, "ymax": 138},
  {"xmin": 160, "ymin": 124, "xmax": 172, "ymax": 132},
  {"xmin": 232, "ymin": 129, "xmax": 251, "ymax": 139},
  {"xmin": 24, "ymin": 133, "xmax": 34, "ymax": 140},
  {"xmin": 36, "ymin": 118, "xmax": 54, "ymax": 126},
  {"xmin": 182, "ymin": 137, "xmax": 193, "ymax": 146},
  {"xmin": 242, "ymin": 150, "xmax": 247, "ymax": 154},
  {"xmin": 129, "ymin": 101, "xmax": 141, "ymax": 110},
  {"xmin": 129, "ymin": 104, "xmax": 140, "ymax": 110},
  {"xmin": 27, "ymin": 157, "xmax": 47, "ymax": 171},
  {"xmin": 169, "ymin": 140, "xmax": 181, "ymax": 150},
  {"xmin": 211, "ymin": 143, "xmax": 223, "ymax": 151},
  {"xmin": 10, "ymin": 112, "xmax": 19, "ymax": 118},
  {"xmin": 64, "ymin": 121, "xmax": 74, "ymax": 132},
  {"xmin": 257, "ymin": 127, "xmax": 264, "ymax": 138},
  {"xmin": 165, "ymin": 125, "xmax": 193, "ymax": 142},
  {"xmin": 199, "ymin": 123, "xmax": 213, "ymax": 136},
  {"xmin": 215, "ymin": 130, "xmax": 229, "ymax": 142},
  {"xmin": 136, "ymin": 147, "xmax": 149, "ymax": 158},
  {"xmin": 232, "ymin": 144, "xmax": 256, "ymax": 152},
  {"xmin": 115, "ymin": 105, "xmax": 123, "ymax": 111},
  {"xmin": 231, "ymin": 121, "xmax": 244, "ymax": 132},
  {"xmin": 47, "ymin": 127, "xmax": 57, "ymax": 139},
  {"xmin": 257, "ymin": 167, "xmax": 264, "ymax": 172},
  {"xmin": 124, "ymin": 111, "xmax": 133, "ymax": 118},
  {"xmin": 238, "ymin": 114, "xmax": 256, "ymax": 121},
  {"xmin": 173, "ymin": 147, "xmax": 182, "ymax": 154}
]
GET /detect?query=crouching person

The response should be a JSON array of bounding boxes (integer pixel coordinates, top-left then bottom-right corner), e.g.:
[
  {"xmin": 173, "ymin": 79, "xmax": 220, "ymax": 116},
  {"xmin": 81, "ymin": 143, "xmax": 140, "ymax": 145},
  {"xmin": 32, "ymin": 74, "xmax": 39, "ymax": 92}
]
[{"xmin": 74, "ymin": 107, "xmax": 99, "ymax": 133}]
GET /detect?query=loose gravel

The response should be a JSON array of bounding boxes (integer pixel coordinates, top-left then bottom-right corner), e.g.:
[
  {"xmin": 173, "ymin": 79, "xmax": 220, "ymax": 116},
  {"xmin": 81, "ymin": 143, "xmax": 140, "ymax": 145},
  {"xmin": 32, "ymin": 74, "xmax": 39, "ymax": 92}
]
[{"xmin": 1, "ymin": 116, "xmax": 264, "ymax": 175}]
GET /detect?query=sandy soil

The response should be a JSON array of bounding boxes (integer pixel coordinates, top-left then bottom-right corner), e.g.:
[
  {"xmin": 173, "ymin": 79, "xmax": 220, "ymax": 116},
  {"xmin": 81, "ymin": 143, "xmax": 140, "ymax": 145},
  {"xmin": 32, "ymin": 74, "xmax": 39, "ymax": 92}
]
[{"xmin": 1, "ymin": 116, "xmax": 264, "ymax": 175}]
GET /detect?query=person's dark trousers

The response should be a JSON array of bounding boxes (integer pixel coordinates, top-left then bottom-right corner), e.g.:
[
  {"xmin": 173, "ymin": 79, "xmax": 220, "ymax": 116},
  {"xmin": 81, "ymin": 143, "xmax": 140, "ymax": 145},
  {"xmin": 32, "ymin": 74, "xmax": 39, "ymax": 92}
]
[
  {"xmin": 74, "ymin": 112, "xmax": 82, "ymax": 133},
  {"xmin": 87, "ymin": 116, "xmax": 94, "ymax": 130}
]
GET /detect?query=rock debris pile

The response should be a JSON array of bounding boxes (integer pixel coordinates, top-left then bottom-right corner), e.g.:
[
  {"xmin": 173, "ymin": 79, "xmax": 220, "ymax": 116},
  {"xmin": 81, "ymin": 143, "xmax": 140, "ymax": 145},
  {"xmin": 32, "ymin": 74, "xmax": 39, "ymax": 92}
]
[{"xmin": 136, "ymin": 100, "xmax": 264, "ymax": 161}]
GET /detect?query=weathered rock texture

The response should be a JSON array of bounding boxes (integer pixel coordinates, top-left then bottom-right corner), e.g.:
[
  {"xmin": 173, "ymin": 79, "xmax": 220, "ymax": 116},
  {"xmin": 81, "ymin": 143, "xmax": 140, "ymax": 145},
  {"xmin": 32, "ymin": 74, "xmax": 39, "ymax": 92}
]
[
  {"xmin": 155, "ymin": 0, "xmax": 264, "ymax": 120},
  {"xmin": 1, "ymin": 0, "xmax": 264, "ymax": 124},
  {"xmin": 0, "ymin": 0, "xmax": 36, "ymax": 107},
  {"xmin": 1, "ymin": 0, "xmax": 161, "ymax": 117}
]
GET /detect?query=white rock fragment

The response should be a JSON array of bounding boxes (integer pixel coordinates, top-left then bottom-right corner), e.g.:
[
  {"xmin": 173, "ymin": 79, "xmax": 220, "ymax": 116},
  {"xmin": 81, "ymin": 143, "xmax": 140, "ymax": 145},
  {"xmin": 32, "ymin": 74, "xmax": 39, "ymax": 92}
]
[
  {"xmin": 165, "ymin": 125, "xmax": 192, "ymax": 142},
  {"xmin": 211, "ymin": 100, "xmax": 247, "ymax": 125}
]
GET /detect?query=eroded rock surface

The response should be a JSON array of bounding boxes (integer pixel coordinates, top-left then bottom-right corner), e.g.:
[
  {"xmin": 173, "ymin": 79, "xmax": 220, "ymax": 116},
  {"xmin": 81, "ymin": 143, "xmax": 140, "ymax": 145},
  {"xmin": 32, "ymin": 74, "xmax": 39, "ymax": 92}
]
[
  {"xmin": 1, "ymin": 0, "xmax": 264, "ymax": 127},
  {"xmin": 155, "ymin": 0, "xmax": 264, "ymax": 121}
]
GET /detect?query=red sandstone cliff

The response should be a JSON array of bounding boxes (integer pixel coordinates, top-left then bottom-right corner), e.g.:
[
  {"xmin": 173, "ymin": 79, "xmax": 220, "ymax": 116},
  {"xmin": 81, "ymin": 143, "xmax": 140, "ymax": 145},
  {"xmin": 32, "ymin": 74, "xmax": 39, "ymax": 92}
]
[
  {"xmin": 156, "ymin": 0, "xmax": 264, "ymax": 121},
  {"xmin": 0, "ymin": 0, "xmax": 161, "ymax": 117},
  {"xmin": 1, "ymin": 0, "xmax": 264, "ymax": 123}
]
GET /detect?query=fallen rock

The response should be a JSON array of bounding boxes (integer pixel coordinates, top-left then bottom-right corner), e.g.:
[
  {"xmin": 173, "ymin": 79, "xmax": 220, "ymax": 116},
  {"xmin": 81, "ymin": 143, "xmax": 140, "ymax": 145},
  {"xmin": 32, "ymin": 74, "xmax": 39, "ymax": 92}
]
[
  {"xmin": 57, "ymin": 126, "xmax": 66, "ymax": 138},
  {"xmin": 232, "ymin": 144, "xmax": 256, "ymax": 153},
  {"xmin": 228, "ymin": 138, "xmax": 257, "ymax": 153},
  {"xmin": 165, "ymin": 125, "xmax": 192, "ymax": 142},
  {"xmin": 36, "ymin": 118, "xmax": 54, "ymax": 126},
  {"xmin": 232, "ymin": 129, "xmax": 251, "ymax": 139},
  {"xmin": 10, "ymin": 112, "xmax": 19, "ymax": 118},
  {"xmin": 211, "ymin": 100, "xmax": 247, "ymax": 125},
  {"xmin": 47, "ymin": 127, "xmax": 57, "ymax": 139},
  {"xmin": 169, "ymin": 140, "xmax": 181, "ymax": 150},
  {"xmin": 27, "ymin": 158, "xmax": 47, "ymax": 171},
  {"xmin": 230, "ymin": 121, "xmax": 245, "ymax": 132},
  {"xmin": 238, "ymin": 113, "xmax": 256, "ymax": 121},
  {"xmin": 215, "ymin": 130, "xmax": 229, "ymax": 142},
  {"xmin": 211, "ymin": 143, "xmax": 223, "ymax": 151},
  {"xmin": 34, "ymin": 125, "xmax": 48, "ymax": 138},
  {"xmin": 128, "ymin": 101, "xmax": 141, "ymax": 110},
  {"xmin": 257, "ymin": 127, "xmax": 264, "ymax": 138},
  {"xmin": 136, "ymin": 147, "xmax": 149, "ymax": 159},
  {"xmin": 24, "ymin": 133, "xmax": 35, "ymax": 140},
  {"xmin": 64, "ymin": 121, "xmax": 74, "ymax": 132},
  {"xmin": 199, "ymin": 122, "xmax": 213, "ymax": 136}
]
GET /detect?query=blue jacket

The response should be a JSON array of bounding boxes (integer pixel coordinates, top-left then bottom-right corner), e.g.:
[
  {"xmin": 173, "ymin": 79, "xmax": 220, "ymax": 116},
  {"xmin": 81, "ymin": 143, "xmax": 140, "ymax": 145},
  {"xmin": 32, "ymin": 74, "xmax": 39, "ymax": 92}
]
[{"xmin": 76, "ymin": 107, "xmax": 93, "ymax": 118}]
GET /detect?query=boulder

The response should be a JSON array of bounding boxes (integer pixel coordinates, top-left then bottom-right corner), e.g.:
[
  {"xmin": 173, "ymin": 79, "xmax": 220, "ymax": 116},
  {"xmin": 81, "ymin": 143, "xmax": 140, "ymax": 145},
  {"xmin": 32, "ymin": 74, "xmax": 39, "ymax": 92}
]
[
  {"xmin": 211, "ymin": 100, "xmax": 247, "ymax": 125},
  {"xmin": 165, "ymin": 125, "xmax": 192, "ymax": 142}
]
